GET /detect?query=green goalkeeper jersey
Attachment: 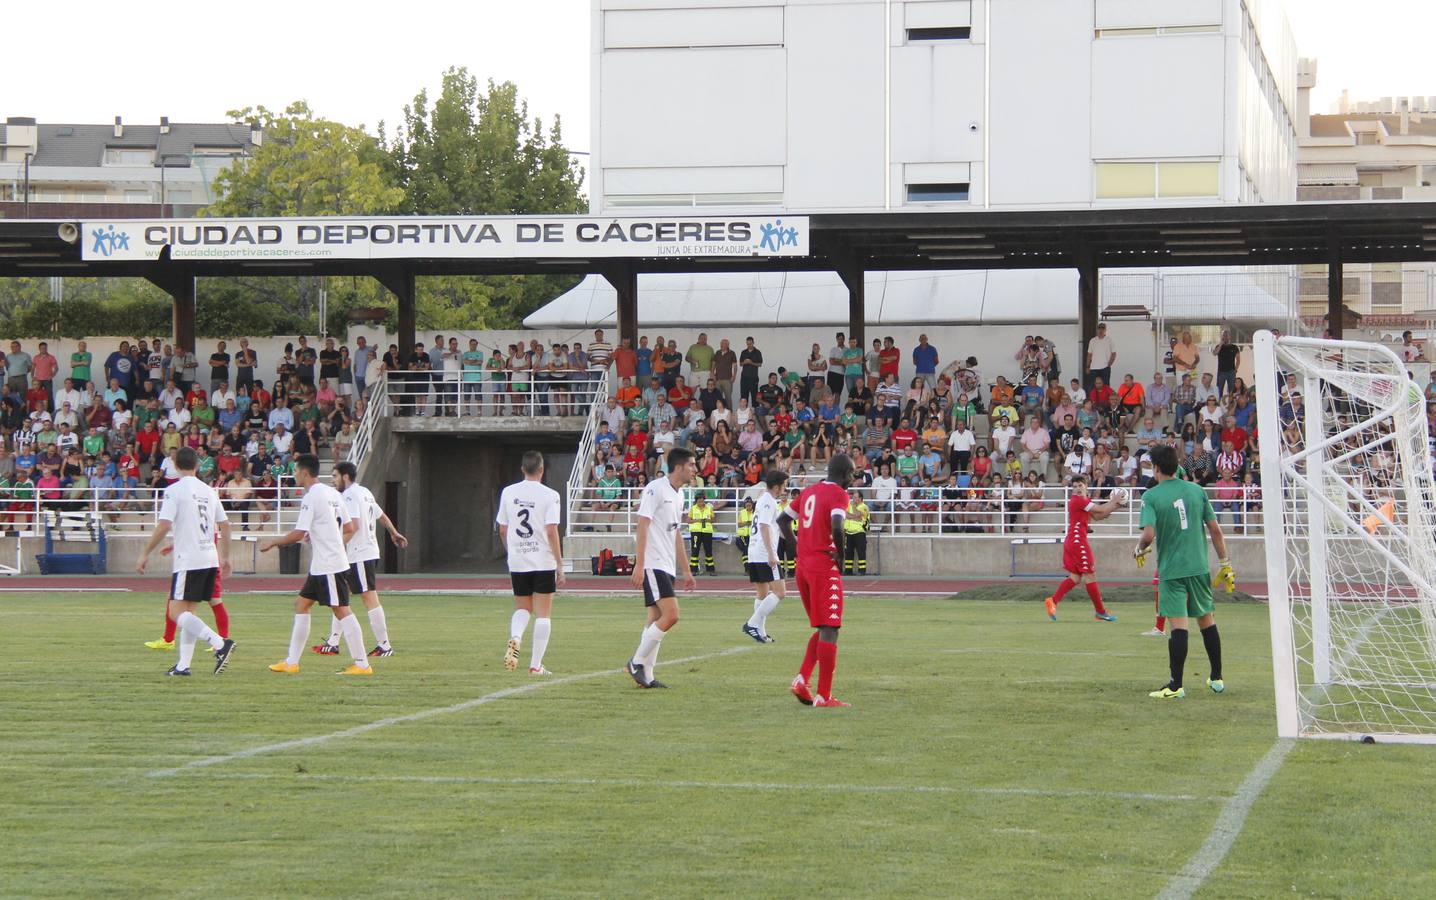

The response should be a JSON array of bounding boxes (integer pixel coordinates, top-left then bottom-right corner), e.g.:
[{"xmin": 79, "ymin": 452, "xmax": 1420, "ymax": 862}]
[{"xmin": 1139, "ymin": 477, "xmax": 1215, "ymax": 580}]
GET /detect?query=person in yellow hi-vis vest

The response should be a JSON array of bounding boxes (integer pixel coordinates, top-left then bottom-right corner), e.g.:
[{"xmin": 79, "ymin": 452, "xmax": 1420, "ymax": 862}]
[
  {"xmin": 736, "ymin": 498, "xmax": 755, "ymax": 565},
  {"xmin": 688, "ymin": 493, "xmax": 716, "ymax": 575},
  {"xmin": 844, "ymin": 491, "xmax": 870, "ymax": 575},
  {"xmin": 778, "ymin": 487, "xmax": 800, "ymax": 576}
]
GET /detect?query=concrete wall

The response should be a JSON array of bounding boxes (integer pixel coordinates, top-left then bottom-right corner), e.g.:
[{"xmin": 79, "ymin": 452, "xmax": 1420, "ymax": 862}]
[{"xmin": 562, "ymin": 532, "xmax": 1272, "ymax": 582}]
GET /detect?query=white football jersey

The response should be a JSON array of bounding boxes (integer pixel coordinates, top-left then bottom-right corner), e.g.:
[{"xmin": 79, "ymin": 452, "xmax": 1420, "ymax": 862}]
[
  {"xmin": 636, "ymin": 475, "xmax": 684, "ymax": 576},
  {"xmin": 297, "ymin": 481, "xmax": 351, "ymax": 576},
  {"xmin": 748, "ymin": 491, "xmax": 780, "ymax": 566},
  {"xmin": 158, "ymin": 475, "xmax": 228, "ymax": 572},
  {"xmin": 495, "ymin": 478, "xmax": 562, "ymax": 572},
  {"xmin": 342, "ymin": 482, "xmax": 384, "ymax": 564}
]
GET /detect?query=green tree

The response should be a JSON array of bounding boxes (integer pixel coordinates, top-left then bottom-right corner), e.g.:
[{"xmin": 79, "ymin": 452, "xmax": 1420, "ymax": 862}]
[
  {"xmin": 390, "ymin": 70, "xmax": 588, "ymax": 328},
  {"xmin": 204, "ymin": 101, "xmax": 403, "ymax": 330}
]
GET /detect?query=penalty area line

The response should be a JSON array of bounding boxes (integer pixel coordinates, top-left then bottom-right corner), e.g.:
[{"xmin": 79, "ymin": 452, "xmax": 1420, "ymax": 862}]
[
  {"xmin": 1156, "ymin": 738, "xmax": 1294, "ymax": 900},
  {"xmin": 177, "ymin": 771, "xmax": 1225, "ymax": 804},
  {"xmin": 147, "ymin": 645, "xmax": 756, "ymax": 778}
]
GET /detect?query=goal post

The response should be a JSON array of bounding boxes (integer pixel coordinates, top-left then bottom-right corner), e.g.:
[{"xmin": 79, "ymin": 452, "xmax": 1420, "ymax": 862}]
[{"xmin": 1254, "ymin": 330, "xmax": 1436, "ymax": 743}]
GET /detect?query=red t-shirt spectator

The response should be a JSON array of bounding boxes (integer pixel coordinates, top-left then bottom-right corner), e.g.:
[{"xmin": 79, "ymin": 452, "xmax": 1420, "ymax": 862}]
[
  {"xmin": 623, "ymin": 448, "xmax": 644, "ymax": 479},
  {"xmin": 667, "ymin": 386, "xmax": 693, "ymax": 411},
  {"xmin": 25, "ymin": 386, "xmax": 48, "ymax": 413},
  {"xmin": 185, "ymin": 387, "xmax": 208, "ymax": 407},
  {"xmin": 119, "ymin": 453, "xmax": 142, "ymax": 481},
  {"xmin": 1090, "ymin": 384, "xmax": 1115, "ymax": 410},
  {"xmin": 251, "ymin": 388, "xmax": 272, "ymax": 411},
  {"xmin": 878, "ymin": 346, "xmax": 902, "ymax": 378},
  {"xmin": 892, "ymin": 427, "xmax": 919, "ymax": 450},
  {"xmin": 136, "ymin": 429, "xmax": 161, "ymax": 458},
  {"xmin": 771, "ymin": 411, "xmax": 793, "ymax": 434},
  {"xmin": 1221, "ymin": 426, "xmax": 1248, "ymax": 453},
  {"xmin": 625, "ymin": 429, "xmax": 648, "ymax": 455},
  {"xmin": 217, "ymin": 452, "xmax": 243, "ymax": 476},
  {"xmin": 612, "ymin": 347, "xmax": 637, "ymax": 379}
]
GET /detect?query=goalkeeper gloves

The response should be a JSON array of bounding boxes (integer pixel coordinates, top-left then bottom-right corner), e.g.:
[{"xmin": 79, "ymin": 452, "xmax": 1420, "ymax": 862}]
[
  {"xmin": 1133, "ymin": 543, "xmax": 1151, "ymax": 568},
  {"xmin": 1213, "ymin": 559, "xmax": 1236, "ymax": 593}
]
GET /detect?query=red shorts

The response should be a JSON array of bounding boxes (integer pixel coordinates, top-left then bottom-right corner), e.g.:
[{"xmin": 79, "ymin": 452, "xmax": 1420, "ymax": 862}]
[
  {"xmin": 1062, "ymin": 540, "xmax": 1094, "ymax": 576},
  {"xmin": 796, "ymin": 556, "xmax": 844, "ymax": 628}
]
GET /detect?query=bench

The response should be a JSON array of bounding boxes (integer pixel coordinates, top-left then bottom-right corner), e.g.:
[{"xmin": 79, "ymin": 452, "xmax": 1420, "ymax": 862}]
[{"xmin": 36, "ymin": 511, "xmax": 107, "ymax": 575}]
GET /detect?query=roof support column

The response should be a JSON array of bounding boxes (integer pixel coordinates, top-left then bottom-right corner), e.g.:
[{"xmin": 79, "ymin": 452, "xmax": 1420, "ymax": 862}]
[
  {"xmin": 1076, "ymin": 248, "xmax": 1099, "ymax": 366},
  {"xmin": 1327, "ymin": 238, "xmax": 1344, "ymax": 340},
  {"xmin": 835, "ymin": 257, "xmax": 866, "ymax": 348},
  {"xmin": 144, "ymin": 263, "xmax": 196, "ymax": 358},
  {"xmin": 599, "ymin": 264, "xmax": 639, "ymax": 351},
  {"xmin": 375, "ymin": 265, "xmax": 416, "ymax": 357}
]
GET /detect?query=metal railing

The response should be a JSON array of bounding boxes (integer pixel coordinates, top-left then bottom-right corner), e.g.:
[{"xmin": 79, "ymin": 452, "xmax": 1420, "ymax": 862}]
[
  {"xmin": 565, "ymin": 482, "xmax": 1266, "ymax": 538},
  {"xmin": 0, "ymin": 482, "xmax": 305, "ymax": 538},
  {"xmin": 565, "ymin": 370, "xmax": 612, "ymax": 497},
  {"xmin": 382, "ymin": 370, "xmax": 609, "ymax": 418},
  {"xmin": 347, "ymin": 371, "xmax": 387, "ymax": 466}
]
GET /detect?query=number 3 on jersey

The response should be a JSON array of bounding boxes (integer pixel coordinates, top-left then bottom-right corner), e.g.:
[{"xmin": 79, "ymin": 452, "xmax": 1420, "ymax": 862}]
[{"xmin": 514, "ymin": 507, "xmax": 533, "ymax": 539}]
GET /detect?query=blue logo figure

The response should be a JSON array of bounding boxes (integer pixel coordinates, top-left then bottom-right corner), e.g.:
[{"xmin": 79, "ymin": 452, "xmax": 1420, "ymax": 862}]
[
  {"xmin": 90, "ymin": 225, "xmax": 130, "ymax": 257},
  {"xmin": 781, "ymin": 225, "xmax": 799, "ymax": 248},
  {"xmin": 758, "ymin": 219, "xmax": 783, "ymax": 252}
]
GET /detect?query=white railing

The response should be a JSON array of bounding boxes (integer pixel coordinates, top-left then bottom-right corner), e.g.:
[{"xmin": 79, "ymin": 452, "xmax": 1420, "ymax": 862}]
[
  {"xmin": 566, "ymin": 482, "xmax": 1265, "ymax": 538},
  {"xmin": 348, "ymin": 371, "xmax": 389, "ymax": 466},
  {"xmin": 0, "ymin": 482, "xmax": 305, "ymax": 537},
  {"xmin": 384, "ymin": 370, "xmax": 608, "ymax": 418},
  {"xmin": 566, "ymin": 369, "xmax": 612, "ymax": 498}
]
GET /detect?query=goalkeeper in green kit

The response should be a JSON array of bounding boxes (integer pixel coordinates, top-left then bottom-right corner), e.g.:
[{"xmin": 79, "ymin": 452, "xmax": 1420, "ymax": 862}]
[{"xmin": 1134, "ymin": 445, "xmax": 1235, "ymax": 699}]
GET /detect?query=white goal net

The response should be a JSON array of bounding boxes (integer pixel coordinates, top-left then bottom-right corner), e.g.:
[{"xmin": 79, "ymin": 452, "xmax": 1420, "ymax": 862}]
[{"xmin": 1255, "ymin": 331, "xmax": 1436, "ymax": 742}]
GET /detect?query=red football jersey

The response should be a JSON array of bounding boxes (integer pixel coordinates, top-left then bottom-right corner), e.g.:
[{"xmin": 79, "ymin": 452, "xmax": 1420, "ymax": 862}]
[
  {"xmin": 1065, "ymin": 493, "xmax": 1094, "ymax": 545},
  {"xmin": 794, "ymin": 481, "xmax": 850, "ymax": 560}
]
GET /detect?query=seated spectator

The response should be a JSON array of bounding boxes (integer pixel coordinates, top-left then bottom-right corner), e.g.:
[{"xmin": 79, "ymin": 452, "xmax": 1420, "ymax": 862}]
[
  {"xmin": 862, "ymin": 420, "xmax": 892, "ymax": 463},
  {"xmin": 1019, "ymin": 417, "xmax": 1051, "ymax": 476},
  {"xmin": 1063, "ymin": 446, "xmax": 1093, "ymax": 482},
  {"xmin": 990, "ymin": 376, "xmax": 1015, "ymax": 412},
  {"xmin": 891, "ymin": 417, "xmax": 919, "ymax": 452},
  {"xmin": 1018, "ymin": 375, "xmax": 1044, "ymax": 421},
  {"xmin": 1135, "ymin": 417, "xmax": 1162, "ymax": 452},
  {"xmin": 950, "ymin": 393, "xmax": 979, "ymax": 429},
  {"xmin": 1115, "ymin": 374, "xmax": 1145, "ymax": 433},
  {"xmin": 736, "ymin": 420, "xmax": 763, "ymax": 458},
  {"xmin": 876, "ymin": 373, "xmax": 903, "ymax": 427},
  {"xmin": 1088, "ymin": 376, "xmax": 1115, "ymax": 423},
  {"xmin": 990, "ymin": 415, "xmax": 1018, "ymax": 458}
]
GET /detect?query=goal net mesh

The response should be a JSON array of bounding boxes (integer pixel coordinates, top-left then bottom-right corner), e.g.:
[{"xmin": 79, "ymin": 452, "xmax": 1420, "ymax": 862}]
[{"xmin": 1263, "ymin": 335, "xmax": 1436, "ymax": 740}]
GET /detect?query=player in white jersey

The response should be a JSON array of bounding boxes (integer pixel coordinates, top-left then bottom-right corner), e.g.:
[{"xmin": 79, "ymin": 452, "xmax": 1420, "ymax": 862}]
[
  {"xmin": 625, "ymin": 447, "xmax": 698, "ymax": 689},
  {"xmin": 496, "ymin": 451, "xmax": 565, "ymax": 674},
  {"xmin": 311, "ymin": 461, "xmax": 409, "ymax": 658},
  {"xmin": 741, "ymin": 469, "xmax": 788, "ymax": 643},
  {"xmin": 260, "ymin": 454, "xmax": 368, "ymax": 675},
  {"xmin": 137, "ymin": 446, "xmax": 236, "ymax": 676}
]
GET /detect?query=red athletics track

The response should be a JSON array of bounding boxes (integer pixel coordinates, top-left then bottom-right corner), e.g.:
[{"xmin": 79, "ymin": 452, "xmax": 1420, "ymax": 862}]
[{"xmin": 0, "ymin": 573, "xmax": 1268, "ymax": 597}]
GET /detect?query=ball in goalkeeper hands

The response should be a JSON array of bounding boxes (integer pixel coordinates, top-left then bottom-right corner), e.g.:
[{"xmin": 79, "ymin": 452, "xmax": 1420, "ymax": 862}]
[{"xmin": 1111, "ymin": 488, "xmax": 1129, "ymax": 506}]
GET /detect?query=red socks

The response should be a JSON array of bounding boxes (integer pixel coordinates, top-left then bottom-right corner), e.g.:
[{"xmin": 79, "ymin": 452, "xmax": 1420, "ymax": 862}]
[
  {"xmin": 816, "ymin": 641, "xmax": 838, "ymax": 699},
  {"xmin": 212, "ymin": 602, "xmax": 230, "ymax": 639},
  {"xmin": 1051, "ymin": 577, "xmax": 1077, "ymax": 606},
  {"xmin": 799, "ymin": 632, "xmax": 820, "ymax": 682},
  {"xmin": 1085, "ymin": 582, "xmax": 1107, "ymax": 615},
  {"xmin": 162, "ymin": 603, "xmax": 177, "ymax": 642},
  {"xmin": 1154, "ymin": 592, "xmax": 1166, "ymax": 633}
]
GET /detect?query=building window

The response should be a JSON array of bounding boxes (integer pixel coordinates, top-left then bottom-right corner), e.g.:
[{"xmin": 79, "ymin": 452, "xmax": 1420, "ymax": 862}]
[
  {"xmin": 166, "ymin": 190, "xmax": 194, "ymax": 205},
  {"xmin": 907, "ymin": 26, "xmax": 971, "ymax": 41},
  {"xmin": 1094, "ymin": 24, "xmax": 1220, "ymax": 39},
  {"xmin": 1095, "ymin": 161, "xmax": 1219, "ymax": 199},
  {"xmin": 124, "ymin": 190, "xmax": 152, "ymax": 203},
  {"xmin": 906, "ymin": 182, "xmax": 971, "ymax": 202},
  {"xmin": 103, "ymin": 148, "xmax": 155, "ymax": 166}
]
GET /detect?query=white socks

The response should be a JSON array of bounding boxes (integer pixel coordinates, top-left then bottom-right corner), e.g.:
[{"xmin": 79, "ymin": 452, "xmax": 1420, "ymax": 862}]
[
  {"xmin": 531, "ymin": 618, "xmax": 551, "ymax": 670},
  {"xmin": 286, "ymin": 613, "xmax": 311, "ymax": 666},
  {"xmin": 178, "ymin": 630, "xmax": 198, "ymax": 670},
  {"xmin": 176, "ymin": 610, "xmax": 223, "ymax": 649},
  {"xmin": 633, "ymin": 623, "xmax": 666, "ymax": 681},
  {"xmin": 748, "ymin": 592, "xmax": 781, "ymax": 636},
  {"xmin": 510, "ymin": 608, "xmax": 531, "ymax": 641},
  {"xmin": 339, "ymin": 615, "xmax": 368, "ymax": 668},
  {"xmin": 368, "ymin": 605, "xmax": 390, "ymax": 648},
  {"xmin": 326, "ymin": 616, "xmax": 342, "ymax": 647}
]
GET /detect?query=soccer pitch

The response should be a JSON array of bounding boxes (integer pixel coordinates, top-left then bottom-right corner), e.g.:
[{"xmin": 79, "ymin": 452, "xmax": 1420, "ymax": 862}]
[{"xmin": 3, "ymin": 589, "xmax": 1433, "ymax": 898}]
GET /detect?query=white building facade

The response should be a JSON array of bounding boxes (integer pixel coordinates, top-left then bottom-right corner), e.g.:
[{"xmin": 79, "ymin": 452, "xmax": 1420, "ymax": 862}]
[{"xmin": 589, "ymin": 0, "xmax": 1298, "ymax": 214}]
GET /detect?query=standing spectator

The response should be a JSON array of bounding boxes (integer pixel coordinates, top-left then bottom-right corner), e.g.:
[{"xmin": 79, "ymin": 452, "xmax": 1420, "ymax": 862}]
[
  {"xmin": 710, "ymin": 338, "xmax": 736, "ymax": 407},
  {"xmin": 1213, "ymin": 330, "xmax": 1241, "ymax": 399},
  {"xmin": 634, "ymin": 336, "xmax": 653, "ymax": 383},
  {"xmin": 5, "ymin": 340, "xmax": 31, "ymax": 396},
  {"xmin": 864, "ymin": 339, "xmax": 884, "ymax": 393},
  {"xmin": 878, "ymin": 336, "xmax": 902, "ymax": 388},
  {"xmin": 826, "ymin": 333, "xmax": 847, "ymax": 400},
  {"xmin": 208, "ymin": 340, "xmax": 231, "ymax": 394},
  {"xmin": 658, "ymin": 340, "xmax": 683, "ymax": 391},
  {"xmin": 912, "ymin": 334, "xmax": 939, "ymax": 388},
  {"xmin": 174, "ymin": 345, "xmax": 198, "ymax": 393},
  {"xmin": 427, "ymin": 335, "xmax": 446, "ymax": 407},
  {"xmin": 803, "ymin": 343, "xmax": 827, "ymax": 401},
  {"xmin": 738, "ymin": 337, "xmax": 763, "ymax": 407},
  {"xmin": 1172, "ymin": 330, "xmax": 1200, "ymax": 380},
  {"xmin": 105, "ymin": 340, "xmax": 137, "ymax": 401},
  {"xmin": 589, "ymin": 329, "xmax": 613, "ymax": 373},
  {"xmin": 294, "ymin": 335, "xmax": 317, "ymax": 386},
  {"xmin": 843, "ymin": 338, "xmax": 865, "ymax": 397},
  {"xmin": 1400, "ymin": 330, "xmax": 1423, "ymax": 363},
  {"xmin": 348, "ymin": 335, "xmax": 371, "ymax": 398},
  {"xmin": 1084, "ymin": 322, "xmax": 1115, "ymax": 391},
  {"xmin": 318, "ymin": 336, "xmax": 342, "ymax": 387},
  {"xmin": 235, "ymin": 337, "xmax": 258, "ymax": 394},
  {"xmin": 461, "ymin": 339, "xmax": 486, "ymax": 415},
  {"xmin": 684, "ymin": 332, "xmax": 713, "ymax": 386},
  {"xmin": 69, "ymin": 340, "xmax": 92, "ymax": 393},
  {"xmin": 32, "ymin": 341, "xmax": 58, "ymax": 405}
]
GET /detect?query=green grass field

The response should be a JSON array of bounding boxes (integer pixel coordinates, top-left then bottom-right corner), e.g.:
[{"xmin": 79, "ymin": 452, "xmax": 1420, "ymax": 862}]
[{"xmin": 3, "ymin": 587, "xmax": 1434, "ymax": 898}]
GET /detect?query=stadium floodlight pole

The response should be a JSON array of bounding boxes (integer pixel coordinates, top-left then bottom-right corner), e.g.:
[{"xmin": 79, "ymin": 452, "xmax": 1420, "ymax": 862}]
[{"xmin": 1254, "ymin": 329, "xmax": 1301, "ymax": 738}]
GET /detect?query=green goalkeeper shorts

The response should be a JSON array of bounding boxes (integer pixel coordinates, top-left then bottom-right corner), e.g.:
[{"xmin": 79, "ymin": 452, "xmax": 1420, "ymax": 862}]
[{"xmin": 1157, "ymin": 574, "xmax": 1215, "ymax": 619}]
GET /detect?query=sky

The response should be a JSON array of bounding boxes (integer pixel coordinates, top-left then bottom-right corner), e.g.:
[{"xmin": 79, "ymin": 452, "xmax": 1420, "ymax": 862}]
[{"xmin": 2, "ymin": 0, "xmax": 1432, "ymax": 150}]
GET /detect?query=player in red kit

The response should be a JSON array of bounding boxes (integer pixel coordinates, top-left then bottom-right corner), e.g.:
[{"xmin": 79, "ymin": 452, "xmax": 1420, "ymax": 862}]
[
  {"xmin": 1044, "ymin": 475, "xmax": 1124, "ymax": 622},
  {"xmin": 779, "ymin": 453, "xmax": 856, "ymax": 708}
]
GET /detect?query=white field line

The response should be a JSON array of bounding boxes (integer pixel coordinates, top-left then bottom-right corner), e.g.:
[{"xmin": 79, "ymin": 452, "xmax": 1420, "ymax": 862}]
[
  {"xmin": 0, "ymin": 586, "xmax": 131, "ymax": 592},
  {"xmin": 175, "ymin": 770, "xmax": 1225, "ymax": 804},
  {"xmin": 1156, "ymin": 739, "xmax": 1295, "ymax": 900},
  {"xmin": 945, "ymin": 647, "xmax": 1271, "ymax": 662},
  {"xmin": 148, "ymin": 646, "xmax": 756, "ymax": 778}
]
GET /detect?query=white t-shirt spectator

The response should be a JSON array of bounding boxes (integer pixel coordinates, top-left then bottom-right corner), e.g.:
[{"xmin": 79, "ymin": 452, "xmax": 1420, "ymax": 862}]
[
  {"xmin": 1087, "ymin": 335, "xmax": 1115, "ymax": 370},
  {"xmin": 272, "ymin": 431, "xmax": 294, "ymax": 455},
  {"xmin": 991, "ymin": 424, "xmax": 1017, "ymax": 456},
  {"xmin": 947, "ymin": 429, "xmax": 977, "ymax": 453}
]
